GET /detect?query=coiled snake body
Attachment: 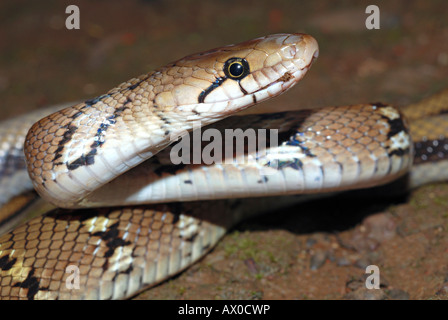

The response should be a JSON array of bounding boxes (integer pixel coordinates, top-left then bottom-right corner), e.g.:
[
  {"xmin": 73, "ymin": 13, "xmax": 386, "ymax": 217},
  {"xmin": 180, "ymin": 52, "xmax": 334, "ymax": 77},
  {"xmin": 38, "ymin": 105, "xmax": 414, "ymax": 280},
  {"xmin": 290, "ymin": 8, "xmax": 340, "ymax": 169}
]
[{"xmin": 0, "ymin": 33, "xmax": 447, "ymax": 299}]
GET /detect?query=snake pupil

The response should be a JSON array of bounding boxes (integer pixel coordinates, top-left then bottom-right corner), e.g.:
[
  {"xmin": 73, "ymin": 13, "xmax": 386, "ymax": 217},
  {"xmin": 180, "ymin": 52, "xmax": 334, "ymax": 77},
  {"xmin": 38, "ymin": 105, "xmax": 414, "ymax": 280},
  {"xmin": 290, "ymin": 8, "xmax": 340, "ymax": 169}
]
[
  {"xmin": 229, "ymin": 62, "xmax": 243, "ymax": 77},
  {"xmin": 224, "ymin": 57, "xmax": 250, "ymax": 80}
]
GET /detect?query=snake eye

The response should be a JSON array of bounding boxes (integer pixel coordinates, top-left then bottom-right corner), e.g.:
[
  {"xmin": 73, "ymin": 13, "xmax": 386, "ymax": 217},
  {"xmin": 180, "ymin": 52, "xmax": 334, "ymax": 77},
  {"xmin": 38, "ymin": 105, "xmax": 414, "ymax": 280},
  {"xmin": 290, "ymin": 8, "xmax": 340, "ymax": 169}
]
[{"xmin": 224, "ymin": 58, "xmax": 250, "ymax": 80}]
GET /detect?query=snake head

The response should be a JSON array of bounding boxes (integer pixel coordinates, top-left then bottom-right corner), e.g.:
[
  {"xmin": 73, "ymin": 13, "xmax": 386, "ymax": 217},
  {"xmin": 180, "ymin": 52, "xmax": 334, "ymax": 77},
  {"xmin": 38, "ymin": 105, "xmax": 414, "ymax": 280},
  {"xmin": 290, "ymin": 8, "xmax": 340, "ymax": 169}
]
[{"xmin": 153, "ymin": 33, "xmax": 319, "ymax": 123}]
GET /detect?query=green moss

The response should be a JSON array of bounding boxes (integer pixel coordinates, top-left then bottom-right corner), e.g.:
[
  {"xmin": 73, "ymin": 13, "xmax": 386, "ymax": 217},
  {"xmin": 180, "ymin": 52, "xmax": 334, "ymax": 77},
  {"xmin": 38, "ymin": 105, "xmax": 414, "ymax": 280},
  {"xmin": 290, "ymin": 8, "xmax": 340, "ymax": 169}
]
[
  {"xmin": 177, "ymin": 286, "xmax": 186, "ymax": 296},
  {"xmin": 223, "ymin": 231, "xmax": 258, "ymax": 260}
]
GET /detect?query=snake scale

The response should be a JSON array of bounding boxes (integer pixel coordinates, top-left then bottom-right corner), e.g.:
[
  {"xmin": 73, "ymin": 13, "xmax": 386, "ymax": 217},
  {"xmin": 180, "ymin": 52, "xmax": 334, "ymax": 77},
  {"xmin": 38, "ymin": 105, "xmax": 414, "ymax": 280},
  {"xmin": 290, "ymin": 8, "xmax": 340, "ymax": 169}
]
[{"xmin": 0, "ymin": 33, "xmax": 447, "ymax": 299}]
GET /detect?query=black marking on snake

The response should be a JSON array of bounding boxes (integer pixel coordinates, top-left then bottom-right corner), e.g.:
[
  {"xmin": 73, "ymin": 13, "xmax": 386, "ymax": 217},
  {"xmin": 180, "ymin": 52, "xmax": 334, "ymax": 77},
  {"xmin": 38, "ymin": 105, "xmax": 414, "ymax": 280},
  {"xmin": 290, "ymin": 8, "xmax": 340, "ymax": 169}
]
[
  {"xmin": 124, "ymin": 265, "xmax": 133, "ymax": 274},
  {"xmin": 53, "ymin": 124, "xmax": 78, "ymax": 164},
  {"xmin": 156, "ymin": 112, "xmax": 171, "ymax": 125},
  {"xmin": 47, "ymin": 108, "xmax": 84, "ymax": 163},
  {"xmin": 239, "ymin": 82, "xmax": 248, "ymax": 95},
  {"xmin": 286, "ymin": 133, "xmax": 316, "ymax": 158},
  {"xmin": 12, "ymin": 269, "xmax": 49, "ymax": 300},
  {"xmin": 281, "ymin": 159, "xmax": 303, "ymax": 170},
  {"xmin": 93, "ymin": 222, "xmax": 131, "ymax": 266},
  {"xmin": 413, "ymin": 137, "xmax": 448, "ymax": 165},
  {"xmin": 266, "ymin": 157, "xmax": 303, "ymax": 171},
  {"xmin": 388, "ymin": 146, "xmax": 407, "ymax": 157},
  {"xmin": 0, "ymin": 255, "xmax": 17, "ymax": 271},
  {"xmin": 387, "ymin": 119, "xmax": 407, "ymax": 140},
  {"xmin": 378, "ymin": 112, "xmax": 410, "ymax": 157},
  {"xmin": 257, "ymin": 176, "xmax": 268, "ymax": 184},
  {"xmin": 127, "ymin": 81, "xmax": 142, "ymax": 91},
  {"xmin": 59, "ymin": 125, "xmax": 78, "ymax": 146},
  {"xmin": 263, "ymin": 128, "xmax": 315, "ymax": 171},
  {"xmin": 67, "ymin": 99, "xmax": 131, "ymax": 171},
  {"xmin": 84, "ymin": 94, "xmax": 112, "ymax": 107},
  {"xmin": 112, "ymin": 265, "xmax": 134, "ymax": 283},
  {"xmin": 56, "ymin": 76, "xmax": 147, "ymax": 168},
  {"xmin": 373, "ymin": 103, "xmax": 407, "ymax": 139},
  {"xmin": 54, "ymin": 147, "xmax": 64, "ymax": 161},
  {"xmin": 66, "ymin": 80, "xmax": 148, "ymax": 166},
  {"xmin": 183, "ymin": 231, "xmax": 199, "ymax": 242},
  {"xmin": 71, "ymin": 111, "xmax": 83, "ymax": 119},
  {"xmin": 198, "ymin": 77, "xmax": 226, "ymax": 103}
]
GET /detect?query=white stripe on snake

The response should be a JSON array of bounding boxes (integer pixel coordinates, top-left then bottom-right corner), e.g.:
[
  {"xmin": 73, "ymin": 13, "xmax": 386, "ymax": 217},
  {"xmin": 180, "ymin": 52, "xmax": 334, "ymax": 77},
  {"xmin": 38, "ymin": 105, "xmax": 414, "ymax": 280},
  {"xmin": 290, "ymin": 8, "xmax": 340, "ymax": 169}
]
[{"xmin": 0, "ymin": 33, "xmax": 447, "ymax": 299}]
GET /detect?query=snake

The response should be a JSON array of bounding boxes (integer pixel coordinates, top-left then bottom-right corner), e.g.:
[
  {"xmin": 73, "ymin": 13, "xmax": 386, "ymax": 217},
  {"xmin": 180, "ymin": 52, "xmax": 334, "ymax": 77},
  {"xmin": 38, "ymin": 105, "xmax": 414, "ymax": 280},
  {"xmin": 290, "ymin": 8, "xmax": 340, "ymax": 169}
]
[{"xmin": 0, "ymin": 33, "xmax": 447, "ymax": 300}]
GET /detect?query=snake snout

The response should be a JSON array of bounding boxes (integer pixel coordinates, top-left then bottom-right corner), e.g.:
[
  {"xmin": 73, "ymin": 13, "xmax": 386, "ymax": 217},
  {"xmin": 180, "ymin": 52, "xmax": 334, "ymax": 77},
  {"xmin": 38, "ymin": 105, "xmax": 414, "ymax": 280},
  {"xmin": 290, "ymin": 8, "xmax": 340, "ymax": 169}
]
[{"xmin": 284, "ymin": 33, "xmax": 319, "ymax": 71}]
